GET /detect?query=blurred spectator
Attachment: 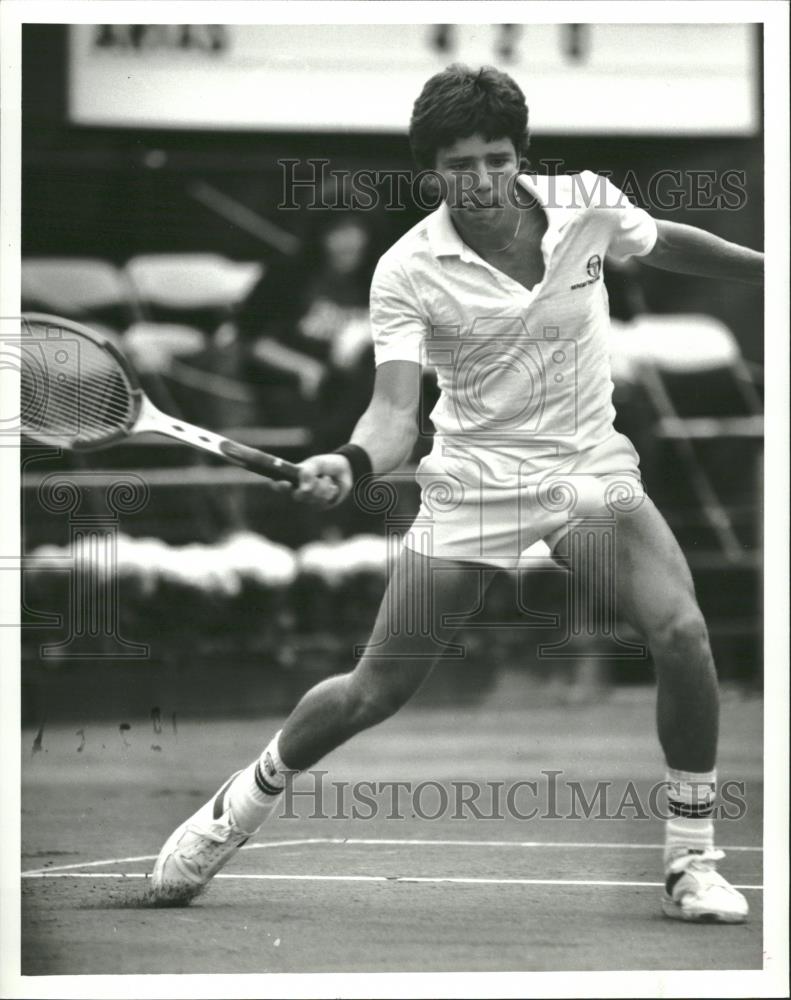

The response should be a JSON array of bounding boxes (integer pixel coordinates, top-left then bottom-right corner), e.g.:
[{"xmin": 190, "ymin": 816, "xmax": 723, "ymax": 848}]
[
  {"xmin": 233, "ymin": 212, "xmax": 378, "ymax": 445},
  {"xmin": 604, "ymin": 257, "xmax": 649, "ymax": 325}
]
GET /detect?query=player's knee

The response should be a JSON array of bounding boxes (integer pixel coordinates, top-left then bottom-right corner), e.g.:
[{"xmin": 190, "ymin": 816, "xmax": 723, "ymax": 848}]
[{"xmin": 650, "ymin": 607, "xmax": 710, "ymax": 661}]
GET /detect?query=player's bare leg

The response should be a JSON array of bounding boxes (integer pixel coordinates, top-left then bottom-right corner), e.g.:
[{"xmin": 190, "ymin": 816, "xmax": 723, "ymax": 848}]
[
  {"xmin": 278, "ymin": 551, "xmax": 488, "ymax": 768},
  {"xmin": 150, "ymin": 547, "xmax": 488, "ymax": 902},
  {"xmin": 552, "ymin": 495, "xmax": 748, "ymax": 923}
]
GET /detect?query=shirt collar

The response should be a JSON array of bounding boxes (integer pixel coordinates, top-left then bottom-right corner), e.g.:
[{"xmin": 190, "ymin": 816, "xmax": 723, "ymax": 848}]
[
  {"xmin": 426, "ymin": 198, "xmax": 467, "ymax": 259},
  {"xmin": 426, "ymin": 172, "xmax": 567, "ymax": 261}
]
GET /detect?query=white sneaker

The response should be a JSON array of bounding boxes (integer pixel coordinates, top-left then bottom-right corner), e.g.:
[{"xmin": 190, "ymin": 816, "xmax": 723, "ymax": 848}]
[
  {"xmin": 662, "ymin": 849, "xmax": 749, "ymax": 923},
  {"xmin": 150, "ymin": 772, "xmax": 255, "ymax": 905}
]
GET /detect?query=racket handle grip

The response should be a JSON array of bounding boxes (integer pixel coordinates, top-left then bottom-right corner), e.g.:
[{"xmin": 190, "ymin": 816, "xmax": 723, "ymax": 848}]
[{"xmin": 219, "ymin": 440, "xmax": 301, "ymax": 485}]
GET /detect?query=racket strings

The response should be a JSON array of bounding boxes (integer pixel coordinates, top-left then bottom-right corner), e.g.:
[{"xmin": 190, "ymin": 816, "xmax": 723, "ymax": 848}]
[
  {"xmin": 21, "ymin": 322, "xmax": 137, "ymax": 447},
  {"xmin": 26, "ymin": 372, "xmax": 132, "ymax": 426},
  {"xmin": 24, "ymin": 359, "xmax": 131, "ymax": 418},
  {"xmin": 22, "ymin": 360, "xmax": 131, "ymax": 441}
]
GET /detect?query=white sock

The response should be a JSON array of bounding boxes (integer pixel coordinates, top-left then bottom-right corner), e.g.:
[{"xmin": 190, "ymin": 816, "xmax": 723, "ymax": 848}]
[
  {"xmin": 226, "ymin": 731, "xmax": 294, "ymax": 834},
  {"xmin": 664, "ymin": 767, "xmax": 716, "ymax": 867}
]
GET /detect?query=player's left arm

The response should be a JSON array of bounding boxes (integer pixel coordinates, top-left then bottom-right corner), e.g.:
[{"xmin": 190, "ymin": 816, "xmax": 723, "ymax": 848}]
[{"xmin": 637, "ymin": 219, "xmax": 764, "ymax": 284}]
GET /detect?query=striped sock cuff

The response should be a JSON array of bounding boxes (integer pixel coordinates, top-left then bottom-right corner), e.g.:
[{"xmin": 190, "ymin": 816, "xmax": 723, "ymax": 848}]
[
  {"xmin": 254, "ymin": 761, "xmax": 283, "ymax": 797},
  {"xmin": 664, "ymin": 768, "xmax": 717, "ymax": 866},
  {"xmin": 666, "ymin": 767, "xmax": 716, "ymax": 817},
  {"xmin": 254, "ymin": 730, "xmax": 290, "ymax": 796},
  {"xmin": 667, "ymin": 799, "xmax": 715, "ymax": 818}
]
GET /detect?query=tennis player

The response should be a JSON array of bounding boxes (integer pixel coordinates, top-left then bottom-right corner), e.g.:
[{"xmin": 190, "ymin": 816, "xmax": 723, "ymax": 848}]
[{"xmin": 152, "ymin": 66, "xmax": 763, "ymax": 922}]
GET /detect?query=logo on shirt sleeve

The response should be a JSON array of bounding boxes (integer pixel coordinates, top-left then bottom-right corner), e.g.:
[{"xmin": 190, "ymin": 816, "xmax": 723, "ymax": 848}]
[{"xmin": 571, "ymin": 254, "xmax": 603, "ymax": 290}]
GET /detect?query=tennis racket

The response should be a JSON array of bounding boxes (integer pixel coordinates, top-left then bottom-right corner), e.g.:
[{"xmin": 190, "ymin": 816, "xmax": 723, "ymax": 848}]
[{"xmin": 19, "ymin": 313, "xmax": 302, "ymax": 485}]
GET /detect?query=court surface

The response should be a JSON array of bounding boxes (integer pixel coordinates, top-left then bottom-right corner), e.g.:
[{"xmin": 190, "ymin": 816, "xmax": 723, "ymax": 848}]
[{"xmin": 21, "ymin": 688, "xmax": 763, "ymax": 974}]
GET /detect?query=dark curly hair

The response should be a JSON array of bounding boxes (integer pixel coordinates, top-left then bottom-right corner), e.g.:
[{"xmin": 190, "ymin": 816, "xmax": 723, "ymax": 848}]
[{"xmin": 409, "ymin": 64, "xmax": 530, "ymax": 170}]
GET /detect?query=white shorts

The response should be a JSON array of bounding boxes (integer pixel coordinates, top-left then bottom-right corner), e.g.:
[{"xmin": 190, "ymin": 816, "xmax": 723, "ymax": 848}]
[{"xmin": 402, "ymin": 432, "xmax": 645, "ymax": 568}]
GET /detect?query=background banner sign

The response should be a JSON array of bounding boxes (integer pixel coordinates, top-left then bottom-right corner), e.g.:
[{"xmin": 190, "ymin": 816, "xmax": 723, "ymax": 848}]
[{"xmin": 69, "ymin": 23, "xmax": 758, "ymax": 134}]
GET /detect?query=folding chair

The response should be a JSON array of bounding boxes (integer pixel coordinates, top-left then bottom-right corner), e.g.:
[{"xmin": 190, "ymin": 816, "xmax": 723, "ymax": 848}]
[
  {"xmin": 612, "ymin": 313, "xmax": 762, "ymax": 564},
  {"xmin": 21, "ymin": 257, "xmax": 138, "ymax": 332},
  {"xmin": 124, "ymin": 254, "xmax": 263, "ymax": 335}
]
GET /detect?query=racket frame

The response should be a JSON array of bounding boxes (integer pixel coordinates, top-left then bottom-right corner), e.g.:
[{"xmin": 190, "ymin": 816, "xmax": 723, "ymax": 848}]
[
  {"xmin": 21, "ymin": 312, "xmax": 302, "ymax": 486},
  {"xmin": 22, "ymin": 312, "xmax": 144, "ymax": 451}
]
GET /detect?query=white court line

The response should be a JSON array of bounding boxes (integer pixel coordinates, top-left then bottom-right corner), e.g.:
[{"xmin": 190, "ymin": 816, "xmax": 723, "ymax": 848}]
[
  {"xmin": 21, "ymin": 836, "xmax": 763, "ymax": 877},
  {"xmin": 248, "ymin": 837, "xmax": 764, "ymax": 853},
  {"xmin": 20, "ymin": 871, "xmax": 764, "ymax": 891},
  {"xmin": 21, "ymin": 838, "xmax": 329, "ymax": 876}
]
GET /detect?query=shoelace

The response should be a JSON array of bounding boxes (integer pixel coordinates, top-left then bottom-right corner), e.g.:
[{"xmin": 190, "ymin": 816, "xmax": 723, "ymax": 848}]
[
  {"xmin": 178, "ymin": 817, "xmax": 247, "ymax": 877},
  {"xmin": 185, "ymin": 810, "xmax": 246, "ymax": 846},
  {"xmin": 184, "ymin": 823, "xmax": 231, "ymax": 845},
  {"xmin": 667, "ymin": 848, "xmax": 725, "ymax": 877}
]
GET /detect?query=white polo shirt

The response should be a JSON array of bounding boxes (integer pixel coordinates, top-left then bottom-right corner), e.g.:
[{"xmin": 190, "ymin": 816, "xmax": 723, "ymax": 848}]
[{"xmin": 370, "ymin": 171, "xmax": 657, "ymax": 489}]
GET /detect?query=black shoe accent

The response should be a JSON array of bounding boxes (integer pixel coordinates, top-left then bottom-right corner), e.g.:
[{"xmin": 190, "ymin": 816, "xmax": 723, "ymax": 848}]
[
  {"xmin": 665, "ymin": 870, "xmax": 684, "ymax": 895},
  {"xmin": 665, "ymin": 849, "xmax": 705, "ymax": 895},
  {"xmin": 212, "ymin": 774, "xmax": 237, "ymax": 820}
]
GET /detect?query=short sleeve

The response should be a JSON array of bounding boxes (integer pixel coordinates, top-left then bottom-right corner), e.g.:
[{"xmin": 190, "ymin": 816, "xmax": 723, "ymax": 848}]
[
  {"xmin": 584, "ymin": 172, "xmax": 658, "ymax": 263},
  {"xmin": 369, "ymin": 259, "xmax": 426, "ymax": 367}
]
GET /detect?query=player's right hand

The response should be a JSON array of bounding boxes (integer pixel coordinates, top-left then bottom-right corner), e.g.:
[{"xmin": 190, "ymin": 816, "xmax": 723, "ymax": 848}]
[{"xmin": 293, "ymin": 454, "xmax": 353, "ymax": 508}]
